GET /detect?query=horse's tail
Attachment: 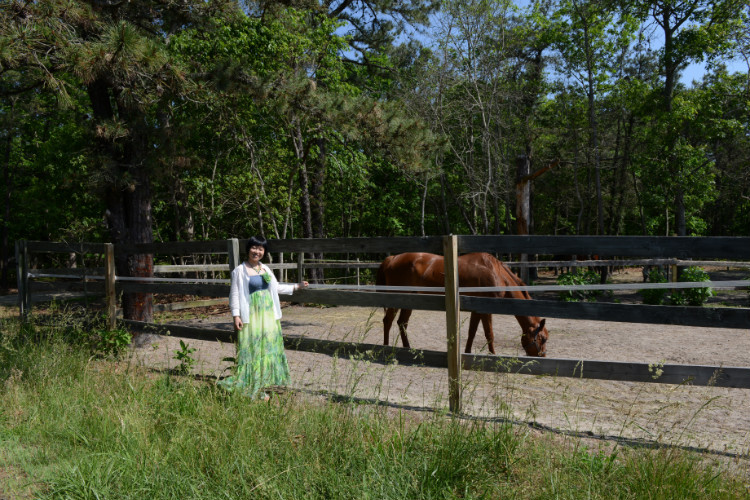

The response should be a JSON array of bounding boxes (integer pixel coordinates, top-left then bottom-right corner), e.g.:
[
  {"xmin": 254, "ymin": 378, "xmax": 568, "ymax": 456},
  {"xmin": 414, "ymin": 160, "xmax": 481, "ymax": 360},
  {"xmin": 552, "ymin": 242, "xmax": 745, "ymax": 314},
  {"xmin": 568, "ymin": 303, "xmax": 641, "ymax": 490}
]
[
  {"xmin": 376, "ymin": 258, "xmax": 388, "ymax": 287},
  {"xmin": 376, "ymin": 257, "xmax": 392, "ymax": 311}
]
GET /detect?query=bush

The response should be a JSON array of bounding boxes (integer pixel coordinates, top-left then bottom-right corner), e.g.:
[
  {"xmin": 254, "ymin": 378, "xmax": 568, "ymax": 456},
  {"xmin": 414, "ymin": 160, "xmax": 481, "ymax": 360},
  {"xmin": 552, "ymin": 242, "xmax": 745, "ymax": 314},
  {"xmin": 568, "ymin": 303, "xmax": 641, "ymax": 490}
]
[
  {"xmin": 640, "ymin": 268, "xmax": 669, "ymax": 305},
  {"xmin": 88, "ymin": 324, "xmax": 132, "ymax": 357},
  {"xmin": 670, "ymin": 266, "xmax": 713, "ymax": 306},
  {"xmin": 556, "ymin": 270, "xmax": 602, "ymax": 302}
]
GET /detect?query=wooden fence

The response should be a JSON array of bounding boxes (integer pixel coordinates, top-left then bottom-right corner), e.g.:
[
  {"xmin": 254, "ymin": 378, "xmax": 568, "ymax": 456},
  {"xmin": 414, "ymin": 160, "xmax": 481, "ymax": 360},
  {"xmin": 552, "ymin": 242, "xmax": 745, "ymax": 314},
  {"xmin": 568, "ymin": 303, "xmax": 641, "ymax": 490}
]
[{"xmin": 14, "ymin": 235, "xmax": 750, "ymax": 412}]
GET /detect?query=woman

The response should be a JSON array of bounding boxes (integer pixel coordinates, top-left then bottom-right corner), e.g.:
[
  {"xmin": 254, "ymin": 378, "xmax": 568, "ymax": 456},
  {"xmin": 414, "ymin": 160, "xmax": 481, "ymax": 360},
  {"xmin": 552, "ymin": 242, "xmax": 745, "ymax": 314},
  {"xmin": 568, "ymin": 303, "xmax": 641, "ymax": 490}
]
[{"xmin": 220, "ymin": 235, "xmax": 308, "ymax": 399}]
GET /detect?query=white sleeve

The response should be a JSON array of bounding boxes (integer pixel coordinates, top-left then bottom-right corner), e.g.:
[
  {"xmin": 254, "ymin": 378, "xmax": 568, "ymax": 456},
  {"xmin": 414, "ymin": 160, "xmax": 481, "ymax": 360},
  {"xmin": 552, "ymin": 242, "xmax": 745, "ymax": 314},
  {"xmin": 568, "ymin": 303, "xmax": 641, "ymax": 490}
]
[
  {"xmin": 263, "ymin": 264, "xmax": 297, "ymax": 296},
  {"xmin": 276, "ymin": 282, "xmax": 297, "ymax": 295},
  {"xmin": 229, "ymin": 268, "xmax": 241, "ymax": 317}
]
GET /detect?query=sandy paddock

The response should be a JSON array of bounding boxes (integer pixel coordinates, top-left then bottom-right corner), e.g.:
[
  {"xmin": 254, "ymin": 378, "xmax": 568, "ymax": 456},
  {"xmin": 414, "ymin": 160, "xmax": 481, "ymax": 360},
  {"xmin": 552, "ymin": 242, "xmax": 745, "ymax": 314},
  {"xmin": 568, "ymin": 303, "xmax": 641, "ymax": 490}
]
[{"xmin": 132, "ymin": 268, "xmax": 750, "ymax": 459}]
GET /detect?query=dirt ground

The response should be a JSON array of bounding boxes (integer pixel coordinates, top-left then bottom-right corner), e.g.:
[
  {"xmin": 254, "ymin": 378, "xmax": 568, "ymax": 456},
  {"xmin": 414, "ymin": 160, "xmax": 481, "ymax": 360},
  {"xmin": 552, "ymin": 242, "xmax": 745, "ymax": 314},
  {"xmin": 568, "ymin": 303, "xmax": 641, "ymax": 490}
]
[{"xmin": 128, "ymin": 267, "xmax": 750, "ymax": 461}]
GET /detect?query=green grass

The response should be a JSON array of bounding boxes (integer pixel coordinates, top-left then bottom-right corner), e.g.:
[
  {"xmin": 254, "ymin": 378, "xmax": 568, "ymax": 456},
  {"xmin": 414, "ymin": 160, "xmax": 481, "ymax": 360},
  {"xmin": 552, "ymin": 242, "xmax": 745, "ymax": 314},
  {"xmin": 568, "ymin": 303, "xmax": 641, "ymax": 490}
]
[{"xmin": 1, "ymin": 316, "xmax": 748, "ymax": 499}]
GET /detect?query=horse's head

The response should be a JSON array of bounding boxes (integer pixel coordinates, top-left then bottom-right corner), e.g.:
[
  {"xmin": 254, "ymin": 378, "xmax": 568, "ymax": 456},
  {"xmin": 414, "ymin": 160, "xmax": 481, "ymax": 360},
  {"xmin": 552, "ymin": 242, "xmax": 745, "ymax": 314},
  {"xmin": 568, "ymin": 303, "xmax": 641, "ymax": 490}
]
[{"xmin": 521, "ymin": 318, "xmax": 548, "ymax": 357}]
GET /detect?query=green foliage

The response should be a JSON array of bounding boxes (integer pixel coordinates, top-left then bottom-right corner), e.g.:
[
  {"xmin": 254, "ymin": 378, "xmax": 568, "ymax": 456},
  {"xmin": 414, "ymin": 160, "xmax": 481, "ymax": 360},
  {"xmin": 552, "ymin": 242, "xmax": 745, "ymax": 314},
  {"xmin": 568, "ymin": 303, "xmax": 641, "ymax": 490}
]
[
  {"xmin": 671, "ymin": 266, "xmax": 714, "ymax": 306},
  {"xmin": 2, "ymin": 0, "xmax": 748, "ymax": 250},
  {"xmin": 641, "ymin": 268, "xmax": 669, "ymax": 305},
  {"xmin": 556, "ymin": 269, "xmax": 602, "ymax": 302},
  {"xmin": 88, "ymin": 325, "xmax": 132, "ymax": 358},
  {"xmin": 173, "ymin": 339, "xmax": 197, "ymax": 375}
]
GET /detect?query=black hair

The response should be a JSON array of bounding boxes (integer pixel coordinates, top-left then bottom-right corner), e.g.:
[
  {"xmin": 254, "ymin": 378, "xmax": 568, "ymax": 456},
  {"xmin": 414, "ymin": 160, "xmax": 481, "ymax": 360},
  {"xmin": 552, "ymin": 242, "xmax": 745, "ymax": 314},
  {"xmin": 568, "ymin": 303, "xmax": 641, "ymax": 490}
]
[{"xmin": 245, "ymin": 235, "xmax": 268, "ymax": 257}]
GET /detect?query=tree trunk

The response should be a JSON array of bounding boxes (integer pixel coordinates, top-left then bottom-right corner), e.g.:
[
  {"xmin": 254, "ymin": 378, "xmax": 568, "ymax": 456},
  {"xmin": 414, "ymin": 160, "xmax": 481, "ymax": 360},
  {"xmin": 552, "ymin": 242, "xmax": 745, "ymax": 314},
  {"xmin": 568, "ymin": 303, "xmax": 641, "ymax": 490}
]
[{"xmin": 89, "ymin": 79, "xmax": 154, "ymax": 321}]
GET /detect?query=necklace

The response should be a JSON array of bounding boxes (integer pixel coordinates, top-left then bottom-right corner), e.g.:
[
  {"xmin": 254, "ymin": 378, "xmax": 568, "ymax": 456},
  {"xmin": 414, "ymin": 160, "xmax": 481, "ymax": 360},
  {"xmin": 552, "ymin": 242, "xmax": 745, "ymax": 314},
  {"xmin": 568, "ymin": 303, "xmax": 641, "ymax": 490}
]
[{"xmin": 249, "ymin": 262, "xmax": 272, "ymax": 283}]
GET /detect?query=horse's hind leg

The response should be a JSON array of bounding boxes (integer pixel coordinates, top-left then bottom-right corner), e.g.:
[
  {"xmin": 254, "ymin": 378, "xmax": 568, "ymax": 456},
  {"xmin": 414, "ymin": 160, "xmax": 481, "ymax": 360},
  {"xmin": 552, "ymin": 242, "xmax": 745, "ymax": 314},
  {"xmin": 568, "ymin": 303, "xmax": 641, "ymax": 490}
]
[
  {"xmin": 383, "ymin": 308, "xmax": 398, "ymax": 346},
  {"xmin": 396, "ymin": 309, "xmax": 413, "ymax": 348},
  {"xmin": 465, "ymin": 312, "xmax": 481, "ymax": 353},
  {"xmin": 480, "ymin": 314, "xmax": 495, "ymax": 354}
]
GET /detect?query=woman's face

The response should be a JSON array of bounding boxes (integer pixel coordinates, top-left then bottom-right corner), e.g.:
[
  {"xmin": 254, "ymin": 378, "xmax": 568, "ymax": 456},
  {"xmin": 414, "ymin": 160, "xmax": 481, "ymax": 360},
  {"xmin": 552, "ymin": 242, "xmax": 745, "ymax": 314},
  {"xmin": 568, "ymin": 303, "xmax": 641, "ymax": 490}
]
[{"xmin": 247, "ymin": 245, "xmax": 265, "ymax": 263}]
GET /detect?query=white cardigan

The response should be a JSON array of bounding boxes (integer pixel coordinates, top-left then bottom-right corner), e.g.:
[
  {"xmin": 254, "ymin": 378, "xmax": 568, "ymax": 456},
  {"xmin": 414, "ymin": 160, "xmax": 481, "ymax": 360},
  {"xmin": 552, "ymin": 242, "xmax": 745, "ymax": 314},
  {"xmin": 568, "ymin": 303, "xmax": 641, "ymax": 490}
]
[{"xmin": 229, "ymin": 263, "xmax": 298, "ymax": 322}]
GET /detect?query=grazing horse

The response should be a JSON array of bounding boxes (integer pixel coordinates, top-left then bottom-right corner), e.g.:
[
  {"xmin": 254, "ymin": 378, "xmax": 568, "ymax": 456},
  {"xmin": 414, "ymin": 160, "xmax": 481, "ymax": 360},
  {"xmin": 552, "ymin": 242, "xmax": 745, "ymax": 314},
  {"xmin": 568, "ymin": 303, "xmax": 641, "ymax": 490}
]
[{"xmin": 376, "ymin": 252, "xmax": 548, "ymax": 357}]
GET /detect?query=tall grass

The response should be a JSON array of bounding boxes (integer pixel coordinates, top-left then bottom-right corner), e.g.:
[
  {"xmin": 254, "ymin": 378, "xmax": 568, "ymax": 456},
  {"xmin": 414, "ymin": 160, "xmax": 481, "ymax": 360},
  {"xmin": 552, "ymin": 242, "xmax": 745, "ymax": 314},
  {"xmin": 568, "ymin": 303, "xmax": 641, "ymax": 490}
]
[{"xmin": 1, "ymin": 314, "xmax": 748, "ymax": 499}]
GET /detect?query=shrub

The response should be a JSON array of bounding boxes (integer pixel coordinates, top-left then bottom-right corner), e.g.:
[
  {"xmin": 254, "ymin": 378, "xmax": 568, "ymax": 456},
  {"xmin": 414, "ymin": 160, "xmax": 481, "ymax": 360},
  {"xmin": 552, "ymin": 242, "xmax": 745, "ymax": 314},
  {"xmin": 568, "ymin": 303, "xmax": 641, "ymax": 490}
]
[
  {"xmin": 556, "ymin": 270, "xmax": 602, "ymax": 302},
  {"xmin": 670, "ymin": 266, "xmax": 713, "ymax": 306},
  {"xmin": 173, "ymin": 339, "xmax": 197, "ymax": 375},
  {"xmin": 87, "ymin": 324, "xmax": 132, "ymax": 357},
  {"xmin": 640, "ymin": 268, "xmax": 669, "ymax": 305}
]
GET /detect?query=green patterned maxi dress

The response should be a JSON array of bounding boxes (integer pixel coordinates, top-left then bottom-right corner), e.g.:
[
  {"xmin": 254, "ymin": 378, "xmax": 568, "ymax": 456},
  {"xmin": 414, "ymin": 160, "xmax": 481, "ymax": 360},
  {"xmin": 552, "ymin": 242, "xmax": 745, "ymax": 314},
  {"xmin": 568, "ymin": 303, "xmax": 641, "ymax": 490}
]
[{"xmin": 219, "ymin": 275, "xmax": 290, "ymax": 398}]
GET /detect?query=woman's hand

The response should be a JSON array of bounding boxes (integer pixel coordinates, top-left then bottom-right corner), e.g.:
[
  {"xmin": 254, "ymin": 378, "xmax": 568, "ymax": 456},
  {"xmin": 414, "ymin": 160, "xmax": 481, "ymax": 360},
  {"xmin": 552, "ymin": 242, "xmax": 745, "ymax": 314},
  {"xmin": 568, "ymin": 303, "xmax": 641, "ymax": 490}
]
[
  {"xmin": 233, "ymin": 316, "xmax": 243, "ymax": 331},
  {"xmin": 297, "ymin": 281, "xmax": 309, "ymax": 290}
]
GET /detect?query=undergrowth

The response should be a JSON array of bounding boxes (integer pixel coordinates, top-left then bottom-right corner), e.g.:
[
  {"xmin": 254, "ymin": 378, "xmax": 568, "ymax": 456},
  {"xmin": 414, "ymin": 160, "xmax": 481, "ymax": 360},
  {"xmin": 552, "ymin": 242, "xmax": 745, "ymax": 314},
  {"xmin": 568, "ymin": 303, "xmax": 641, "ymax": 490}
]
[{"xmin": 0, "ymin": 315, "xmax": 748, "ymax": 499}]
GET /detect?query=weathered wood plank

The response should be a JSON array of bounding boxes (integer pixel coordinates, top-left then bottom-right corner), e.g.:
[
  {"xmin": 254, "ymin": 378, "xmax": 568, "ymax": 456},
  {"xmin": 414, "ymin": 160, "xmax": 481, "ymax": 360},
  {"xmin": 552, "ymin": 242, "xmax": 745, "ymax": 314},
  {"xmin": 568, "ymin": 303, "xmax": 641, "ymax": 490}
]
[
  {"xmin": 105, "ymin": 243, "xmax": 116, "ymax": 330},
  {"xmin": 115, "ymin": 240, "xmax": 228, "ymax": 255},
  {"xmin": 30, "ymin": 280, "xmax": 105, "ymax": 294},
  {"xmin": 283, "ymin": 337, "xmax": 449, "ymax": 367},
  {"xmin": 121, "ymin": 320, "xmax": 235, "ymax": 343},
  {"xmin": 272, "ymin": 262, "xmax": 382, "ymax": 270},
  {"xmin": 15, "ymin": 240, "xmax": 25, "ymax": 316},
  {"xmin": 227, "ymin": 238, "xmax": 240, "ymax": 272},
  {"xmin": 154, "ymin": 264, "xmax": 229, "ymax": 273},
  {"xmin": 34, "ymin": 267, "xmax": 107, "ymax": 276},
  {"xmin": 461, "ymin": 296, "xmax": 750, "ymax": 330},
  {"xmin": 115, "ymin": 299, "xmax": 228, "ymax": 317},
  {"xmin": 280, "ymin": 289, "xmax": 445, "ymax": 310},
  {"xmin": 154, "ymin": 298, "xmax": 227, "ymax": 312},
  {"xmin": 444, "ymin": 235, "xmax": 462, "ymax": 412},
  {"xmin": 463, "ymin": 354, "xmax": 750, "ymax": 388},
  {"xmin": 118, "ymin": 282, "xmax": 229, "ymax": 297},
  {"xmin": 458, "ymin": 235, "xmax": 750, "ymax": 260},
  {"xmin": 26, "ymin": 241, "xmax": 108, "ymax": 254},
  {"xmin": 264, "ymin": 236, "xmax": 444, "ymax": 254}
]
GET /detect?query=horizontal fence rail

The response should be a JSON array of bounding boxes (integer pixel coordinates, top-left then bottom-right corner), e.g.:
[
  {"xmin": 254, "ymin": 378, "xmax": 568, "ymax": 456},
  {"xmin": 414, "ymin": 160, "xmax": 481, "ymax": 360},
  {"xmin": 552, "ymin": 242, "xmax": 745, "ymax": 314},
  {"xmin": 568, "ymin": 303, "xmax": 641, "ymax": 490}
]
[
  {"xmin": 264, "ymin": 236, "xmax": 444, "ymax": 254},
  {"xmin": 115, "ymin": 240, "xmax": 229, "ymax": 255},
  {"xmin": 508, "ymin": 259, "xmax": 750, "ymax": 268},
  {"xmin": 122, "ymin": 320, "xmax": 750, "ymax": 389},
  {"xmin": 461, "ymin": 296, "xmax": 750, "ymax": 330},
  {"xmin": 458, "ymin": 235, "xmax": 750, "ymax": 259},
  {"xmin": 24, "ymin": 241, "xmax": 109, "ymax": 254}
]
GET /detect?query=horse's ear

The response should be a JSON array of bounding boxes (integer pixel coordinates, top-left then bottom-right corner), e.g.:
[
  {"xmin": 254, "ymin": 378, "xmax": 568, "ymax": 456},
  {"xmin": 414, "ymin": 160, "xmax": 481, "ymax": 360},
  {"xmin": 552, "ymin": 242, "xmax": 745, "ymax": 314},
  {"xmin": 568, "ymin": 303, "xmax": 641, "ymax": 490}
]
[{"xmin": 539, "ymin": 319, "xmax": 546, "ymax": 329}]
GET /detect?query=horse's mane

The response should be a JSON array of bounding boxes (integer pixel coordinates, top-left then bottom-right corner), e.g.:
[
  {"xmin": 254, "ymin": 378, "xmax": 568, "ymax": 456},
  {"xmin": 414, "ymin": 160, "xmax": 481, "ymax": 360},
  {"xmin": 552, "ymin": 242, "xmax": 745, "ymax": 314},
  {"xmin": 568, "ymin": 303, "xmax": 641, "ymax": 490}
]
[{"xmin": 481, "ymin": 253, "xmax": 532, "ymax": 300}]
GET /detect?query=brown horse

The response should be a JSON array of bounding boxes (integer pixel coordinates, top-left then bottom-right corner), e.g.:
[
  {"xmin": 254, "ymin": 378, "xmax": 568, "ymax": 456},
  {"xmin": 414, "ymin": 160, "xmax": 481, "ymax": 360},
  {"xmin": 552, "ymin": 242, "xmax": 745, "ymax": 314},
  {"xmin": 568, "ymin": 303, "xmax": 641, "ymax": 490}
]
[{"xmin": 376, "ymin": 252, "xmax": 548, "ymax": 357}]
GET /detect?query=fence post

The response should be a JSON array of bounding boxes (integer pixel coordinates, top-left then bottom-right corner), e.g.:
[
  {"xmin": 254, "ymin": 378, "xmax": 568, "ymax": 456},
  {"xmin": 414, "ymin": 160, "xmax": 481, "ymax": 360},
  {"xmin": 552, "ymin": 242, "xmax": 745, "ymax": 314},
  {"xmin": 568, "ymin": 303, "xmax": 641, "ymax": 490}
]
[
  {"xmin": 227, "ymin": 238, "xmax": 240, "ymax": 272},
  {"xmin": 15, "ymin": 240, "xmax": 25, "ymax": 319},
  {"xmin": 21, "ymin": 240, "xmax": 30, "ymax": 318},
  {"xmin": 105, "ymin": 243, "xmax": 116, "ymax": 330},
  {"xmin": 297, "ymin": 252, "xmax": 305, "ymax": 285},
  {"xmin": 443, "ymin": 234, "xmax": 461, "ymax": 413}
]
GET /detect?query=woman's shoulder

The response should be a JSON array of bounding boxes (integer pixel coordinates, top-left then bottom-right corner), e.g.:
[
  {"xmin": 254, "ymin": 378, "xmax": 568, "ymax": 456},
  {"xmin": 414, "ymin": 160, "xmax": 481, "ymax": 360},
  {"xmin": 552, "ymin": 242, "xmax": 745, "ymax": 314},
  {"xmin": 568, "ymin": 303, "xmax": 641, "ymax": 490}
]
[{"xmin": 232, "ymin": 263, "xmax": 245, "ymax": 275}]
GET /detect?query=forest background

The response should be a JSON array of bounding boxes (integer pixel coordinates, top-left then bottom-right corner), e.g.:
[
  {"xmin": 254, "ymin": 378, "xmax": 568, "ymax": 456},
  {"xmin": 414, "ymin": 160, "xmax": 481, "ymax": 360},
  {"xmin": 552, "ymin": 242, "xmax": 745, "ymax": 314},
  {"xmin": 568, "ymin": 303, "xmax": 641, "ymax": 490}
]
[{"xmin": 2, "ymin": 0, "xmax": 749, "ymax": 316}]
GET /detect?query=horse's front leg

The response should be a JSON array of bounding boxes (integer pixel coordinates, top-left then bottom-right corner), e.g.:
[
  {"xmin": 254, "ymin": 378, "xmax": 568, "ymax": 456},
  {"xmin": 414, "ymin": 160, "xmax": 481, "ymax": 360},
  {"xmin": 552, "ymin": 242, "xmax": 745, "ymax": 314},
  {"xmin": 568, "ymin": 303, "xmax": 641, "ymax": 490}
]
[
  {"xmin": 396, "ymin": 309, "xmax": 413, "ymax": 348},
  {"xmin": 480, "ymin": 314, "xmax": 495, "ymax": 354},
  {"xmin": 465, "ymin": 312, "xmax": 481, "ymax": 353},
  {"xmin": 383, "ymin": 308, "xmax": 398, "ymax": 346}
]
